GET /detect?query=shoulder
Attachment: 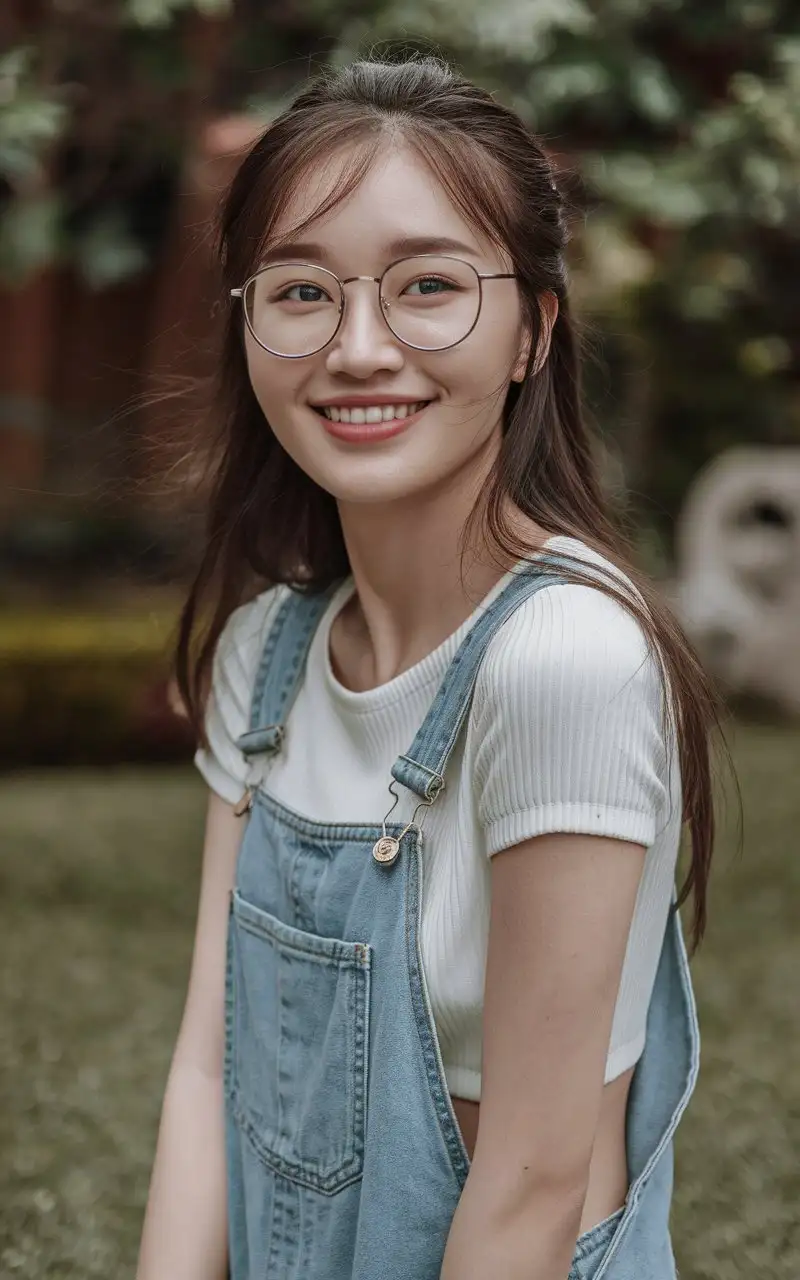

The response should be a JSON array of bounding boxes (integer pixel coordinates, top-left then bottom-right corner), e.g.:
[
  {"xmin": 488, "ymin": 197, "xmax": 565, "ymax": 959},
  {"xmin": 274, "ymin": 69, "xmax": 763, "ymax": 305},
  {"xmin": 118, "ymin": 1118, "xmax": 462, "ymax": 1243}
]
[
  {"xmin": 477, "ymin": 537, "xmax": 658, "ymax": 708},
  {"xmin": 193, "ymin": 584, "xmax": 288, "ymax": 804},
  {"xmin": 471, "ymin": 539, "xmax": 672, "ymax": 851},
  {"xmin": 211, "ymin": 584, "xmax": 289, "ymax": 705}
]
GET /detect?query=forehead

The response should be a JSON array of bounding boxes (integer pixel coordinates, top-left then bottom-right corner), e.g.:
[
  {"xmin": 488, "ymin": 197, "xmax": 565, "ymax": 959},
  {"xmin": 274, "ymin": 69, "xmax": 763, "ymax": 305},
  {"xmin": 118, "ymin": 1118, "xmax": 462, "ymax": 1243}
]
[{"xmin": 267, "ymin": 140, "xmax": 500, "ymax": 265}]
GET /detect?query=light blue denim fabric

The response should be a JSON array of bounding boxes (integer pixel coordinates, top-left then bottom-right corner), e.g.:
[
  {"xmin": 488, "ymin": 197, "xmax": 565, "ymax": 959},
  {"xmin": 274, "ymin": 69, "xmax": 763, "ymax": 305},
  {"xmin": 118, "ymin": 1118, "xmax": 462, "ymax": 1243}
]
[{"xmin": 227, "ymin": 562, "xmax": 700, "ymax": 1279}]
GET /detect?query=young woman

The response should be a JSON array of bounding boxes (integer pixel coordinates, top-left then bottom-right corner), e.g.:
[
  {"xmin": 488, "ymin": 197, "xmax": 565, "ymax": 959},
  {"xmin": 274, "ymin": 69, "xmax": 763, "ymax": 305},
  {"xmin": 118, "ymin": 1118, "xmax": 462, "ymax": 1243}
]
[{"xmin": 137, "ymin": 57, "xmax": 720, "ymax": 1280}]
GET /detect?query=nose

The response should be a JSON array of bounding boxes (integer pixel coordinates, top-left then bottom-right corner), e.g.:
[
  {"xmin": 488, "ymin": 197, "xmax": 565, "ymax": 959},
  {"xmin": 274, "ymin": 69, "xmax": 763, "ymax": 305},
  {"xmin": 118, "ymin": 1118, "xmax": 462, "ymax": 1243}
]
[{"xmin": 325, "ymin": 280, "xmax": 405, "ymax": 379}]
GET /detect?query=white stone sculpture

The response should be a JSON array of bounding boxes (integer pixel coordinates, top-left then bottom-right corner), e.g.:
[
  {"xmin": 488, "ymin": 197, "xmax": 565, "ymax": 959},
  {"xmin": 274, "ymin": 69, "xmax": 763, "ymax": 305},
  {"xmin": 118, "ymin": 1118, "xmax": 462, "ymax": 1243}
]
[{"xmin": 675, "ymin": 446, "xmax": 800, "ymax": 713}]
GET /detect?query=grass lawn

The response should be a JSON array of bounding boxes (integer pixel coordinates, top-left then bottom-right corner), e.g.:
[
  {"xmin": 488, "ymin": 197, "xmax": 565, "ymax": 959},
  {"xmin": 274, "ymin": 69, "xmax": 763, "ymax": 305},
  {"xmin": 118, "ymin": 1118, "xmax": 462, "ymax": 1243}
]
[{"xmin": 0, "ymin": 723, "xmax": 798, "ymax": 1279}]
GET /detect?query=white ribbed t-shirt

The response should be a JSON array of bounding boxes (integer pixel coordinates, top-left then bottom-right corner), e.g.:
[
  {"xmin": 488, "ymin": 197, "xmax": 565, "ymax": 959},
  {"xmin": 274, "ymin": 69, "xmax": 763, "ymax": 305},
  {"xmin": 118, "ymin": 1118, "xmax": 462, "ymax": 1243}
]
[{"xmin": 195, "ymin": 536, "xmax": 682, "ymax": 1100}]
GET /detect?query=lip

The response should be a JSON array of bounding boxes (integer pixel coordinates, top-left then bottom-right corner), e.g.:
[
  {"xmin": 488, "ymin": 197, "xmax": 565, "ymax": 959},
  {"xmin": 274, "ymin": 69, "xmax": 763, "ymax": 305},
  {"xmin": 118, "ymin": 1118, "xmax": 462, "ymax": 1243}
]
[
  {"xmin": 317, "ymin": 402, "xmax": 431, "ymax": 444},
  {"xmin": 311, "ymin": 395, "xmax": 432, "ymax": 408}
]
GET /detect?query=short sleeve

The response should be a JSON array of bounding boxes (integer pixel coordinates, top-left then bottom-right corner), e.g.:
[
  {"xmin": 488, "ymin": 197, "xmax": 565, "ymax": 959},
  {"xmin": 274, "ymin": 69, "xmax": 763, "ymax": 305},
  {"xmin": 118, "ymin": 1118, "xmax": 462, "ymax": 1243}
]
[
  {"xmin": 193, "ymin": 587, "xmax": 285, "ymax": 804},
  {"xmin": 472, "ymin": 583, "xmax": 671, "ymax": 855}
]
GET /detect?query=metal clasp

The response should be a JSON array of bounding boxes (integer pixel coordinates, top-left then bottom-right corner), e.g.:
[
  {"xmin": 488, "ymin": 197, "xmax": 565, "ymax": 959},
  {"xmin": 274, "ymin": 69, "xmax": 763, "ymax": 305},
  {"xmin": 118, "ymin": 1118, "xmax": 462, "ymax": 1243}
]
[{"xmin": 372, "ymin": 779, "xmax": 441, "ymax": 866}]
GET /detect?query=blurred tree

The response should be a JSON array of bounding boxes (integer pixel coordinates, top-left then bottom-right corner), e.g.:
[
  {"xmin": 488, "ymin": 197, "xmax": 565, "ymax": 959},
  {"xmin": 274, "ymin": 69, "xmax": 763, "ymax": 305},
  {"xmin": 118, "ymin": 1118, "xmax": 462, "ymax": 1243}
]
[
  {"xmin": 323, "ymin": 0, "xmax": 800, "ymax": 543},
  {"xmin": 0, "ymin": 0, "xmax": 330, "ymax": 286},
  {"xmin": 1, "ymin": 0, "xmax": 798, "ymax": 546}
]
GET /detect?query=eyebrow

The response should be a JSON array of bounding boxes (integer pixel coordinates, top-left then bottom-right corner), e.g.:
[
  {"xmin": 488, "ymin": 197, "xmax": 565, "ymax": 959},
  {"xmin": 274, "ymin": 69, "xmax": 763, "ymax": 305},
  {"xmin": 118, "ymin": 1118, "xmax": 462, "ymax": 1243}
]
[{"xmin": 258, "ymin": 235, "xmax": 482, "ymax": 267}]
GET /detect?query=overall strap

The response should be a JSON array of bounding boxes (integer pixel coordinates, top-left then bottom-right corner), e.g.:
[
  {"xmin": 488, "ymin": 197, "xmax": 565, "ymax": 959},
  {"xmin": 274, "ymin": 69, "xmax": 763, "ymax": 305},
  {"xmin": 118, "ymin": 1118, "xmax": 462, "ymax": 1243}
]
[
  {"xmin": 235, "ymin": 583, "xmax": 341, "ymax": 759},
  {"xmin": 391, "ymin": 558, "xmax": 568, "ymax": 801}
]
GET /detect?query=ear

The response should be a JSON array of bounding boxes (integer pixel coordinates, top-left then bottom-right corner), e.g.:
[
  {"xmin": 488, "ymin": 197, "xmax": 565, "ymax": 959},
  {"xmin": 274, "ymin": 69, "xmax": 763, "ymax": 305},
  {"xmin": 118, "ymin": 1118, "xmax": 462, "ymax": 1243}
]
[{"xmin": 511, "ymin": 291, "xmax": 559, "ymax": 382}]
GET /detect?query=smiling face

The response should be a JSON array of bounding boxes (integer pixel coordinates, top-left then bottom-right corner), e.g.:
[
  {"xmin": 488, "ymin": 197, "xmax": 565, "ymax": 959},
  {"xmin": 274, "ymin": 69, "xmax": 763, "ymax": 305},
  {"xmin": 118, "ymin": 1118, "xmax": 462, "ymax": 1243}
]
[{"xmin": 241, "ymin": 142, "xmax": 532, "ymax": 509}]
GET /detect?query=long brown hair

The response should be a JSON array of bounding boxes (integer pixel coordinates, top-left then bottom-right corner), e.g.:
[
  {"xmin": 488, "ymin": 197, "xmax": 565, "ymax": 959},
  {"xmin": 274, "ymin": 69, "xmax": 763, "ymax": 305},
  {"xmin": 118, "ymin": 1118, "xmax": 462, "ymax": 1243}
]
[{"xmin": 176, "ymin": 55, "xmax": 725, "ymax": 949}]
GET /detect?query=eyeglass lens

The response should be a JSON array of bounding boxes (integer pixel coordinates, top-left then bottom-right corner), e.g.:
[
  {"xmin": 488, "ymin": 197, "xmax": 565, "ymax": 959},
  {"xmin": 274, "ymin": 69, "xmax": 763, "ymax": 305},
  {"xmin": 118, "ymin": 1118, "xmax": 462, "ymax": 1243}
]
[{"xmin": 243, "ymin": 256, "xmax": 481, "ymax": 356}]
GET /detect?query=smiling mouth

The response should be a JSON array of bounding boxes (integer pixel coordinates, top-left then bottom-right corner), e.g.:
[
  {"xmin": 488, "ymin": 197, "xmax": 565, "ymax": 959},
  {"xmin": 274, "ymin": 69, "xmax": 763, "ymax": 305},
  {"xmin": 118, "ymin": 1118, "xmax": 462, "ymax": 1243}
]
[{"xmin": 313, "ymin": 401, "xmax": 431, "ymax": 424}]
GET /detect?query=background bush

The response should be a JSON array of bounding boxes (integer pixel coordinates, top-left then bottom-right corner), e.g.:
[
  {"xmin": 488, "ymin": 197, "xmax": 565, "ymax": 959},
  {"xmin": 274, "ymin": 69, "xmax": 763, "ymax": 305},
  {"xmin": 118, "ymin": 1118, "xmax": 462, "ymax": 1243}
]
[
  {"xmin": 0, "ymin": 611, "xmax": 193, "ymax": 766},
  {"xmin": 2, "ymin": 1, "xmax": 799, "ymax": 545}
]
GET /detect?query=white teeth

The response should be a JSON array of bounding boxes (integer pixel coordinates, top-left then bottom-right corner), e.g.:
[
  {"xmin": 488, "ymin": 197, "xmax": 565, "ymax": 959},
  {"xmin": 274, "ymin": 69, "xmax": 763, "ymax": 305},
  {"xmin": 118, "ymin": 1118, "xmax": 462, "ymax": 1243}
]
[{"xmin": 319, "ymin": 401, "xmax": 427, "ymax": 423}]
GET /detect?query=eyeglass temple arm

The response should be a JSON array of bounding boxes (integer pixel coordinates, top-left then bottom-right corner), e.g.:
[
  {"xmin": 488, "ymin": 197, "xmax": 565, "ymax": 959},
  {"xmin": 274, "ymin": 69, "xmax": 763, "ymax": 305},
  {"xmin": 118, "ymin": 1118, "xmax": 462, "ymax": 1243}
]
[{"xmin": 230, "ymin": 287, "xmax": 244, "ymax": 298}]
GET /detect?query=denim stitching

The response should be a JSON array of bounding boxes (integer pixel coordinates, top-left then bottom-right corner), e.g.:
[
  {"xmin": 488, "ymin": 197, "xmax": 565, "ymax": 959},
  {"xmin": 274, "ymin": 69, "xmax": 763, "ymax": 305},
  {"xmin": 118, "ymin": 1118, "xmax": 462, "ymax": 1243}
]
[
  {"xmin": 572, "ymin": 1207, "xmax": 624, "ymax": 1263},
  {"xmin": 252, "ymin": 784, "xmax": 405, "ymax": 843},
  {"xmin": 249, "ymin": 585, "xmax": 341, "ymax": 737},
  {"xmin": 404, "ymin": 837, "xmax": 470, "ymax": 1186},
  {"xmin": 232, "ymin": 1094, "xmax": 366, "ymax": 1194},
  {"xmin": 393, "ymin": 570, "xmax": 566, "ymax": 797},
  {"xmin": 249, "ymin": 590, "xmax": 294, "ymax": 731},
  {"xmin": 591, "ymin": 907, "xmax": 699, "ymax": 1280},
  {"xmin": 228, "ymin": 903, "xmax": 371, "ymax": 1195},
  {"xmin": 418, "ymin": 572, "xmax": 566, "ymax": 771}
]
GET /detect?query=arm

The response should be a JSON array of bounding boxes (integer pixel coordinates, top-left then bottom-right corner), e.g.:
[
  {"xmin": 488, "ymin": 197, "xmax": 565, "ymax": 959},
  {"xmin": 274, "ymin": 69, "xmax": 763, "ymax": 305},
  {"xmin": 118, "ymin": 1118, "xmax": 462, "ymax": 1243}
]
[
  {"xmin": 136, "ymin": 791, "xmax": 242, "ymax": 1280},
  {"xmin": 440, "ymin": 831, "xmax": 645, "ymax": 1280}
]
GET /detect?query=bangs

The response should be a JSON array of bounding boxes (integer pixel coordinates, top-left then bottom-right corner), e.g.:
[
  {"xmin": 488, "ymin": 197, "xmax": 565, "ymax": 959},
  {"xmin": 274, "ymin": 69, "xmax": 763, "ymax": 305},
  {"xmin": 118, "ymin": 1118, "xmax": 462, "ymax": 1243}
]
[
  {"xmin": 256, "ymin": 137, "xmax": 382, "ymax": 266},
  {"xmin": 220, "ymin": 112, "xmax": 520, "ymax": 287},
  {"xmin": 221, "ymin": 120, "xmax": 385, "ymax": 282},
  {"xmin": 405, "ymin": 129, "xmax": 519, "ymax": 259}
]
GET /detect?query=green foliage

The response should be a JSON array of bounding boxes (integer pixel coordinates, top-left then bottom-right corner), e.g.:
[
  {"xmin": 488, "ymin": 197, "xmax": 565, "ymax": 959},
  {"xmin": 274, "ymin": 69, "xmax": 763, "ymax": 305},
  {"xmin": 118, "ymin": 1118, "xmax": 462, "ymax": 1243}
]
[
  {"xmin": 0, "ymin": 193, "xmax": 63, "ymax": 282},
  {"xmin": 0, "ymin": 48, "xmax": 66, "ymax": 184},
  {"xmin": 0, "ymin": 2, "xmax": 236, "ymax": 285},
  {"xmin": 71, "ymin": 210, "xmax": 149, "ymax": 289},
  {"xmin": 330, "ymin": 0, "xmax": 799, "ymax": 528},
  {"xmin": 1, "ymin": 0, "xmax": 798, "ymax": 527},
  {"xmin": 124, "ymin": 0, "xmax": 231, "ymax": 27},
  {"xmin": 0, "ymin": 610, "xmax": 191, "ymax": 766}
]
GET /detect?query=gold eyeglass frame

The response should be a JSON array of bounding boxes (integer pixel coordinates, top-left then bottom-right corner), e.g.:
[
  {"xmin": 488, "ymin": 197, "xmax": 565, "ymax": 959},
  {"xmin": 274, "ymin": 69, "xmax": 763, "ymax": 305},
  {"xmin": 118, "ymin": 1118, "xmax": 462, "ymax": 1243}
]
[{"xmin": 230, "ymin": 254, "xmax": 516, "ymax": 358}]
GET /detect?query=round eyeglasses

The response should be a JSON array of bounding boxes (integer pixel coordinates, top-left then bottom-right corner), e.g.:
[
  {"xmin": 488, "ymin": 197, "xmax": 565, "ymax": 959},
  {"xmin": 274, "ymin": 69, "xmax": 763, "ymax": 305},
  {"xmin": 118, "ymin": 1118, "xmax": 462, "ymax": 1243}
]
[{"xmin": 230, "ymin": 255, "xmax": 516, "ymax": 359}]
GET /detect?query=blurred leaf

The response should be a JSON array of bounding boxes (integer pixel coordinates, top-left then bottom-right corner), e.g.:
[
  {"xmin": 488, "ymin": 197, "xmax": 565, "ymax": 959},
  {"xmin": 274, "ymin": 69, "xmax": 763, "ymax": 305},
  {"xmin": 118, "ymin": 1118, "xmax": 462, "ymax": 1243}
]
[
  {"xmin": 72, "ymin": 211, "xmax": 149, "ymax": 289},
  {"xmin": 0, "ymin": 47, "xmax": 67, "ymax": 184},
  {"xmin": 531, "ymin": 60, "xmax": 613, "ymax": 109},
  {"xmin": 738, "ymin": 336, "xmax": 793, "ymax": 376},
  {"xmin": 125, "ymin": 0, "xmax": 231, "ymax": 28},
  {"xmin": 353, "ymin": 0, "xmax": 593, "ymax": 58},
  {"xmin": 572, "ymin": 215, "xmax": 655, "ymax": 312},
  {"xmin": 0, "ymin": 195, "xmax": 63, "ymax": 282},
  {"xmin": 586, "ymin": 152, "xmax": 715, "ymax": 224},
  {"xmin": 0, "ymin": 45, "xmax": 34, "ymax": 90},
  {"xmin": 0, "ymin": 98, "xmax": 67, "ymax": 181},
  {"xmin": 627, "ymin": 56, "xmax": 681, "ymax": 123}
]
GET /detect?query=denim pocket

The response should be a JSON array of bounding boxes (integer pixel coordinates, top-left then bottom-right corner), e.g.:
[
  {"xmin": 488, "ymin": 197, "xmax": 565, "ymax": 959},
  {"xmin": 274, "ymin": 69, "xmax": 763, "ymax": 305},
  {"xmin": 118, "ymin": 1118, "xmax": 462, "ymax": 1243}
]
[
  {"xmin": 568, "ymin": 1206, "xmax": 625, "ymax": 1280},
  {"xmin": 228, "ymin": 889, "xmax": 371, "ymax": 1195}
]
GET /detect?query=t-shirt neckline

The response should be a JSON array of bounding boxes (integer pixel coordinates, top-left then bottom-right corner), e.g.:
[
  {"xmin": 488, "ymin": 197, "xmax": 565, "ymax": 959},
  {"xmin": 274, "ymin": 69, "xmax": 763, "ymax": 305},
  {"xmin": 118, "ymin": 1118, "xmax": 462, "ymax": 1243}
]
[{"xmin": 316, "ymin": 535, "xmax": 562, "ymax": 716}]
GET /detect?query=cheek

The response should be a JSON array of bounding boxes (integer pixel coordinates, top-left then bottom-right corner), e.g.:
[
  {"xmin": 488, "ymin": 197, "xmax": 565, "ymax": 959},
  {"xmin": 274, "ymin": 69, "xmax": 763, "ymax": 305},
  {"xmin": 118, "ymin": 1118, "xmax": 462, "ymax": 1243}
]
[
  {"xmin": 246, "ymin": 348, "xmax": 308, "ymax": 442},
  {"xmin": 441, "ymin": 331, "xmax": 520, "ymax": 417},
  {"xmin": 246, "ymin": 342, "xmax": 291, "ymax": 413}
]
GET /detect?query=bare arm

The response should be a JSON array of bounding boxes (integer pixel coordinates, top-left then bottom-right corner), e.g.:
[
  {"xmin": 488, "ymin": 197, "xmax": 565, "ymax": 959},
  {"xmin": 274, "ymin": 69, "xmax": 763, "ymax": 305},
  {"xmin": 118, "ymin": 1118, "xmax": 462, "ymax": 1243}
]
[
  {"xmin": 136, "ymin": 791, "xmax": 243, "ymax": 1280},
  {"xmin": 440, "ymin": 832, "xmax": 645, "ymax": 1280}
]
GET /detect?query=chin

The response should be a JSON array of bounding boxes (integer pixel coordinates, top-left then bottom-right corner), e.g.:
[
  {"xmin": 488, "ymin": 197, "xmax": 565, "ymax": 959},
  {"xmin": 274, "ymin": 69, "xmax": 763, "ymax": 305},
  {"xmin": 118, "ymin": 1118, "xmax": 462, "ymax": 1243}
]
[{"xmin": 320, "ymin": 473, "xmax": 428, "ymax": 508}]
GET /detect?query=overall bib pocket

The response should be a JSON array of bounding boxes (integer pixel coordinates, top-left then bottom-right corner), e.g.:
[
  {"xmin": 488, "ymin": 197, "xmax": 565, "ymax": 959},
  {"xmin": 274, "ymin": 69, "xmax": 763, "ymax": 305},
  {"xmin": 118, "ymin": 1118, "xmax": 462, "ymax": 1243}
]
[{"xmin": 228, "ymin": 889, "xmax": 371, "ymax": 1194}]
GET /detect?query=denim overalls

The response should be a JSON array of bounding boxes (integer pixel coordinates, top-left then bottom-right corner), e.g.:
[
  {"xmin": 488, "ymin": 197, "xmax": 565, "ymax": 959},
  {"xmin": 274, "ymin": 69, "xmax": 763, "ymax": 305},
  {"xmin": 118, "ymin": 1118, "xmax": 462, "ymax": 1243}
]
[{"xmin": 225, "ymin": 562, "xmax": 700, "ymax": 1280}]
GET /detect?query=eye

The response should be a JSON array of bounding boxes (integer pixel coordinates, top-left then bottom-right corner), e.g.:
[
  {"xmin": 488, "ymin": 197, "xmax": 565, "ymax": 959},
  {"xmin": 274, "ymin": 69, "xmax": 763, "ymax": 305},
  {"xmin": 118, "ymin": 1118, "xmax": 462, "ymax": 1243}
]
[
  {"xmin": 278, "ymin": 282, "xmax": 333, "ymax": 304},
  {"xmin": 403, "ymin": 275, "xmax": 457, "ymax": 297}
]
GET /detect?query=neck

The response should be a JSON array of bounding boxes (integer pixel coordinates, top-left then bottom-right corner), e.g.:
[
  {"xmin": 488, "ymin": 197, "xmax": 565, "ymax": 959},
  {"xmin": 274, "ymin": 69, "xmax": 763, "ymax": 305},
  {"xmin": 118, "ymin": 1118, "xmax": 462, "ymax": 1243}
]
[{"xmin": 334, "ymin": 451, "xmax": 538, "ymax": 688}]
